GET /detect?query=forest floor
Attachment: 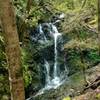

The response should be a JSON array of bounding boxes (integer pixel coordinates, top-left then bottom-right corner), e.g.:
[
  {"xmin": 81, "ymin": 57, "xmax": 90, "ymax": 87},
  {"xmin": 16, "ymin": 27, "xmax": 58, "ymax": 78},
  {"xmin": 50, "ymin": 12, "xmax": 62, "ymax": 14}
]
[
  {"xmin": 73, "ymin": 86, "xmax": 100, "ymax": 100},
  {"xmin": 72, "ymin": 64, "xmax": 100, "ymax": 100},
  {"xmin": 31, "ymin": 63, "xmax": 100, "ymax": 100}
]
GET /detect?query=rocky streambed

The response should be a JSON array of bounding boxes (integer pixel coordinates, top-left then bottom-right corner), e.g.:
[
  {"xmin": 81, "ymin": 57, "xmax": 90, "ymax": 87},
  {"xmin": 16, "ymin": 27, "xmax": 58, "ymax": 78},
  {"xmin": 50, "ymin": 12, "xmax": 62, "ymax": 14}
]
[{"xmin": 27, "ymin": 63, "xmax": 100, "ymax": 100}]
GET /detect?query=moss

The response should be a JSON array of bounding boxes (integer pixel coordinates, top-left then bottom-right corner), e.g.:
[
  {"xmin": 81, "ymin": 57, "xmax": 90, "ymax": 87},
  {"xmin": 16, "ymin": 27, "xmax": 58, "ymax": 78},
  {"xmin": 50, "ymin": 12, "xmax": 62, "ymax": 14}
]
[{"xmin": 96, "ymin": 93, "xmax": 100, "ymax": 100}]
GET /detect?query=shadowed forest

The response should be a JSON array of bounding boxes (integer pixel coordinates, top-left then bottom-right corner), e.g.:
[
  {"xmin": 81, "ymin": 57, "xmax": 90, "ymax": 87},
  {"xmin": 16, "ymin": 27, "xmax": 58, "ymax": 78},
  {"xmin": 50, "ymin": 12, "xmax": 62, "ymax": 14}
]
[{"xmin": 0, "ymin": 0, "xmax": 100, "ymax": 100}]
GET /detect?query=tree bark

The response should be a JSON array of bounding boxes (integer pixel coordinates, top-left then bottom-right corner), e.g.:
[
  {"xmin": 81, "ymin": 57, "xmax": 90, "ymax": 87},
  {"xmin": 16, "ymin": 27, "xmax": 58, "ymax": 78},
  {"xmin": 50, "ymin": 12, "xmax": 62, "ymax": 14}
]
[
  {"xmin": 0, "ymin": 0, "xmax": 25, "ymax": 100},
  {"xmin": 98, "ymin": 0, "xmax": 100, "ymax": 55},
  {"xmin": 18, "ymin": 0, "xmax": 32, "ymax": 44}
]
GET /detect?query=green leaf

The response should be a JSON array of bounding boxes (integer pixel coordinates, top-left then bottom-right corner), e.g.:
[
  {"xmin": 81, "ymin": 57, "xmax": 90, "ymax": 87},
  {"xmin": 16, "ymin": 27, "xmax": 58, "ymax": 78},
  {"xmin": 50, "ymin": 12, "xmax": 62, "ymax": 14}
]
[{"xmin": 63, "ymin": 96, "xmax": 71, "ymax": 100}]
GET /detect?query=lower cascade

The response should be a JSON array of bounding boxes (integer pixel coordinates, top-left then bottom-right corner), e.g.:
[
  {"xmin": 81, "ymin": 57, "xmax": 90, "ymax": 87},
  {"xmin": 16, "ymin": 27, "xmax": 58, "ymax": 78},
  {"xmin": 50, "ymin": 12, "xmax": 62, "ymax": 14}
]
[
  {"xmin": 44, "ymin": 25, "xmax": 63, "ymax": 89},
  {"xmin": 29, "ymin": 22, "xmax": 68, "ymax": 97}
]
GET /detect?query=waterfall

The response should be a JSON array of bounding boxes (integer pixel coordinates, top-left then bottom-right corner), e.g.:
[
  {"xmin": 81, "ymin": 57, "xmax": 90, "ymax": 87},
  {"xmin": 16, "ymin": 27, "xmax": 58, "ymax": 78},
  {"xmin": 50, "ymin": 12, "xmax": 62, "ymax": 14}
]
[
  {"xmin": 52, "ymin": 25, "xmax": 61, "ymax": 78},
  {"xmin": 39, "ymin": 23, "xmax": 67, "ymax": 88},
  {"xmin": 38, "ymin": 24, "xmax": 47, "ymax": 43},
  {"xmin": 29, "ymin": 22, "xmax": 68, "ymax": 97},
  {"xmin": 54, "ymin": 33, "xmax": 59, "ymax": 77},
  {"xmin": 43, "ymin": 24, "xmax": 65, "ymax": 89},
  {"xmin": 44, "ymin": 60, "xmax": 50, "ymax": 84}
]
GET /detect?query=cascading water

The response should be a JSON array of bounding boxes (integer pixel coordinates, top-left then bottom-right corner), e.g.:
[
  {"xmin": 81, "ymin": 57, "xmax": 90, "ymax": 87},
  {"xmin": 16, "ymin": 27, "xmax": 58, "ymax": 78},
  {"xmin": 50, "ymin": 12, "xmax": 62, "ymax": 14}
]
[
  {"xmin": 44, "ymin": 60, "xmax": 50, "ymax": 84},
  {"xmin": 53, "ymin": 25, "xmax": 60, "ymax": 77},
  {"xmin": 51, "ymin": 25, "xmax": 61, "ymax": 85},
  {"xmin": 44, "ymin": 28, "xmax": 62, "ymax": 90},
  {"xmin": 37, "ymin": 23, "xmax": 67, "ymax": 94},
  {"xmin": 29, "ymin": 21, "xmax": 68, "ymax": 98},
  {"xmin": 39, "ymin": 24, "xmax": 47, "ymax": 43}
]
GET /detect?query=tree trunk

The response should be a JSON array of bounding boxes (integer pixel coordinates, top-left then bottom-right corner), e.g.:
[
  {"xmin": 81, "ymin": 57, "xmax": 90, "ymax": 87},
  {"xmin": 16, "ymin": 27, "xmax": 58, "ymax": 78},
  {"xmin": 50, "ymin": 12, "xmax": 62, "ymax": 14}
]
[
  {"xmin": 0, "ymin": 0, "xmax": 25, "ymax": 100},
  {"xmin": 98, "ymin": 0, "xmax": 100, "ymax": 55},
  {"xmin": 18, "ymin": 0, "xmax": 32, "ymax": 44}
]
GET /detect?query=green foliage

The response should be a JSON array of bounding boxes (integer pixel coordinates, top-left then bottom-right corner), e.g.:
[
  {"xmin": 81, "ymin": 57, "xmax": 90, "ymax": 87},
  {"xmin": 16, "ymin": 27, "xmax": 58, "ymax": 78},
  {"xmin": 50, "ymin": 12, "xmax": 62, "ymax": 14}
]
[
  {"xmin": 21, "ymin": 45, "xmax": 41, "ymax": 88},
  {"xmin": 21, "ymin": 47, "xmax": 32, "ymax": 87},
  {"xmin": 0, "ymin": 75, "xmax": 10, "ymax": 99},
  {"xmin": 66, "ymin": 49, "xmax": 82, "ymax": 74},
  {"xmin": 96, "ymin": 93, "xmax": 100, "ymax": 100},
  {"xmin": 0, "ymin": 33, "xmax": 10, "ymax": 99},
  {"xmin": 63, "ymin": 96, "xmax": 71, "ymax": 100},
  {"xmin": 86, "ymin": 49, "xmax": 100, "ymax": 64},
  {"xmin": 66, "ymin": 47, "xmax": 100, "ymax": 75},
  {"xmin": 79, "ymin": 30, "xmax": 87, "ymax": 39}
]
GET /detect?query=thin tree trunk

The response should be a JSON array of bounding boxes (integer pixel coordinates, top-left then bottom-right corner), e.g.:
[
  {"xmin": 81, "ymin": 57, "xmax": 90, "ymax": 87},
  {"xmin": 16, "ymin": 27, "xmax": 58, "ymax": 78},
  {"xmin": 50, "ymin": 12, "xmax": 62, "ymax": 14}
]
[
  {"xmin": 18, "ymin": 0, "xmax": 32, "ymax": 43},
  {"xmin": 98, "ymin": 0, "xmax": 100, "ymax": 55},
  {"xmin": 0, "ymin": 0, "xmax": 25, "ymax": 100}
]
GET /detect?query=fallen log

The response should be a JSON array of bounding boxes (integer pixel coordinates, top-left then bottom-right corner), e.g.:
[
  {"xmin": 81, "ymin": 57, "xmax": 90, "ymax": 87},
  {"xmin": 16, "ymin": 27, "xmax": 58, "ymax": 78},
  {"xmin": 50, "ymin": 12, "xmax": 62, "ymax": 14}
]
[{"xmin": 84, "ymin": 76, "xmax": 100, "ymax": 91}]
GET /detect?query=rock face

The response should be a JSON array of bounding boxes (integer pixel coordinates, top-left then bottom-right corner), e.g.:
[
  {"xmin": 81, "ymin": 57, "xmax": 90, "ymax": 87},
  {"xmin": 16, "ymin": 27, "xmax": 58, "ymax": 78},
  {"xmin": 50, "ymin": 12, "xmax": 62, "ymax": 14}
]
[{"xmin": 27, "ymin": 64, "xmax": 100, "ymax": 100}]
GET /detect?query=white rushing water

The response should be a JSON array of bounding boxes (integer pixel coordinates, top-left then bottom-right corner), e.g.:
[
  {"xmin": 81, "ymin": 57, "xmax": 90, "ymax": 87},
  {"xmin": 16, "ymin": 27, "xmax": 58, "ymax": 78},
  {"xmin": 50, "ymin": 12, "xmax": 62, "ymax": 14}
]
[
  {"xmin": 44, "ymin": 24, "xmax": 62, "ymax": 88},
  {"xmin": 52, "ymin": 25, "xmax": 61, "ymax": 85},
  {"xmin": 53, "ymin": 32, "xmax": 61, "ymax": 78},
  {"xmin": 44, "ymin": 32, "xmax": 61, "ymax": 90},
  {"xmin": 38, "ymin": 24, "xmax": 64, "ymax": 93},
  {"xmin": 39, "ymin": 24, "xmax": 48, "ymax": 43},
  {"xmin": 44, "ymin": 60, "xmax": 50, "ymax": 84},
  {"xmin": 27, "ymin": 23, "xmax": 68, "ymax": 99}
]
